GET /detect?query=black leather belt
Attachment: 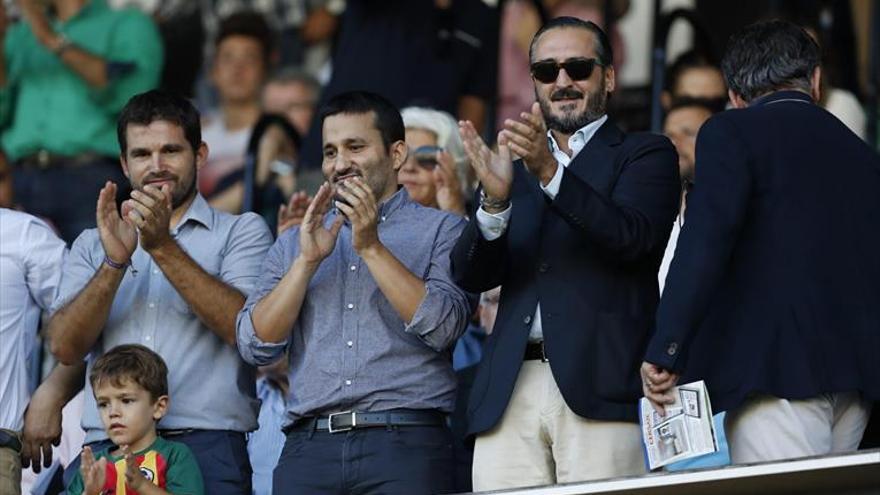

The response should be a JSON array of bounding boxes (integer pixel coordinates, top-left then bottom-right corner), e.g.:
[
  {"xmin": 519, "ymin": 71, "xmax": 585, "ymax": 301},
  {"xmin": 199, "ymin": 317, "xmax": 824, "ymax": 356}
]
[
  {"xmin": 286, "ymin": 409, "xmax": 446, "ymax": 434},
  {"xmin": 17, "ymin": 151, "xmax": 106, "ymax": 170},
  {"xmin": 524, "ymin": 341, "xmax": 549, "ymax": 362},
  {"xmin": 0, "ymin": 429, "xmax": 22, "ymax": 453}
]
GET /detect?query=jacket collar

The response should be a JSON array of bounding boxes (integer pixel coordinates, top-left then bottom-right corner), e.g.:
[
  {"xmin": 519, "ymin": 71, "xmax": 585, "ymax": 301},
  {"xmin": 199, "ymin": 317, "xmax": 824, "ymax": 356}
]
[{"xmin": 750, "ymin": 90, "xmax": 814, "ymax": 108}]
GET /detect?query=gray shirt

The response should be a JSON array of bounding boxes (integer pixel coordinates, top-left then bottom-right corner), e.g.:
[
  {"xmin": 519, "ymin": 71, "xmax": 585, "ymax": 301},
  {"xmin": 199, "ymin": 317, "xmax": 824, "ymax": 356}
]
[
  {"xmin": 237, "ymin": 189, "xmax": 473, "ymax": 425},
  {"xmin": 53, "ymin": 194, "xmax": 273, "ymax": 442}
]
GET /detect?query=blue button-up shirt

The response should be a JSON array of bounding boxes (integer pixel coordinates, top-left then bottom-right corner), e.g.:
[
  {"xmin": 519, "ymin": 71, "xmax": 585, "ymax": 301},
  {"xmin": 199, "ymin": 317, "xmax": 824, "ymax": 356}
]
[
  {"xmin": 237, "ymin": 189, "xmax": 474, "ymax": 424},
  {"xmin": 53, "ymin": 194, "xmax": 273, "ymax": 442}
]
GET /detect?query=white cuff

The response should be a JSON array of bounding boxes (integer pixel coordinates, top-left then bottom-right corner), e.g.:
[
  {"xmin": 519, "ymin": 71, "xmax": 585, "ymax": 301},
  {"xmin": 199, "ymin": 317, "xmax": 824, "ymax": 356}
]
[
  {"xmin": 475, "ymin": 205, "xmax": 511, "ymax": 241},
  {"xmin": 540, "ymin": 164, "xmax": 564, "ymax": 199}
]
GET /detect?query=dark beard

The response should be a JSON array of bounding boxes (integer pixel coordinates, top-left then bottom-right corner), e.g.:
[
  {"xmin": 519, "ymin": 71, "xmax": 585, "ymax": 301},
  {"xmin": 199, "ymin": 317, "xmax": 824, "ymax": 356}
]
[
  {"xmin": 538, "ymin": 79, "xmax": 608, "ymax": 134},
  {"xmin": 173, "ymin": 174, "xmax": 198, "ymax": 209}
]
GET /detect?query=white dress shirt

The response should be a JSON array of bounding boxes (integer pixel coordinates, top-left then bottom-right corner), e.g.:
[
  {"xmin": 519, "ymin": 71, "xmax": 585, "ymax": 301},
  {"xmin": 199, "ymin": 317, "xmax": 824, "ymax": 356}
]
[
  {"xmin": 0, "ymin": 209, "xmax": 66, "ymax": 431},
  {"xmin": 476, "ymin": 115, "xmax": 608, "ymax": 340}
]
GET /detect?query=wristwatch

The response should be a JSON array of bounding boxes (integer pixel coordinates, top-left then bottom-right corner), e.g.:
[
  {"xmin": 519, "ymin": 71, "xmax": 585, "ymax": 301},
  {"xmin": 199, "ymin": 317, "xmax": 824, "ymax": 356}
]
[{"xmin": 50, "ymin": 33, "xmax": 73, "ymax": 56}]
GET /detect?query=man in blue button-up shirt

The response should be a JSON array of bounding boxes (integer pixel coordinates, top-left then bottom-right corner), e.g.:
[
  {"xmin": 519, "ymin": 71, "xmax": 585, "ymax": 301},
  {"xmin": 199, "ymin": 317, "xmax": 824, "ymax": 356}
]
[
  {"xmin": 237, "ymin": 91, "xmax": 473, "ymax": 494},
  {"xmin": 45, "ymin": 90, "xmax": 273, "ymax": 494}
]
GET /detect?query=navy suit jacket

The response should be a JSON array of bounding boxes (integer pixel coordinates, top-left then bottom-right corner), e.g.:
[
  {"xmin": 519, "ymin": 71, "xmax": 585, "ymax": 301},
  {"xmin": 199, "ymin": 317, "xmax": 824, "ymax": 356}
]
[
  {"xmin": 451, "ymin": 120, "xmax": 680, "ymax": 434},
  {"xmin": 645, "ymin": 91, "xmax": 880, "ymax": 412}
]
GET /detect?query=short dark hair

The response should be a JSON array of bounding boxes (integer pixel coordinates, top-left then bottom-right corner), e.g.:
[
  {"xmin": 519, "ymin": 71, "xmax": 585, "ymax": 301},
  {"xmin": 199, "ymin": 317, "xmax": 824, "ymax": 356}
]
[
  {"xmin": 90, "ymin": 344, "xmax": 169, "ymax": 401},
  {"xmin": 665, "ymin": 50, "xmax": 721, "ymax": 94},
  {"xmin": 215, "ymin": 10, "xmax": 275, "ymax": 68},
  {"xmin": 529, "ymin": 17, "xmax": 613, "ymax": 67},
  {"xmin": 721, "ymin": 20, "xmax": 820, "ymax": 102},
  {"xmin": 117, "ymin": 90, "xmax": 202, "ymax": 155},
  {"xmin": 318, "ymin": 91, "xmax": 404, "ymax": 151}
]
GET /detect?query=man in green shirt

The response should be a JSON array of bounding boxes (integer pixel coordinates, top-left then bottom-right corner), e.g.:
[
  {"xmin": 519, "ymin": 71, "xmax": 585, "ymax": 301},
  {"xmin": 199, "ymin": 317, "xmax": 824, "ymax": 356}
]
[{"xmin": 1, "ymin": 0, "xmax": 162, "ymax": 243}]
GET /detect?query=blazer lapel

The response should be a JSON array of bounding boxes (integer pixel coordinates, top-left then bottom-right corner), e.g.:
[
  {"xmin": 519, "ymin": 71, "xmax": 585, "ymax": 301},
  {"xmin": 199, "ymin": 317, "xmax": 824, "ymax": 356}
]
[{"xmin": 565, "ymin": 119, "xmax": 624, "ymax": 196}]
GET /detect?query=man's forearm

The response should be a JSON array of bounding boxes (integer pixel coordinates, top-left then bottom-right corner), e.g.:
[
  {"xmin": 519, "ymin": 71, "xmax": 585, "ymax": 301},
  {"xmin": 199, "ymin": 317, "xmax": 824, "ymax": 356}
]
[
  {"xmin": 251, "ymin": 256, "xmax": 317, "ymax": 343},
  {"xmin": 361, "ymin": 243, "xmax": 426, "ymax": 323},
  {"xmin": 48, "ymin": 264, "xmax": 124, "ymax": 364},
  {"xmin": 56, "ymin": 44, "xmax": 108, "ymax": 88},
  {"xmin": 150, "ymin": 240, "xmax": 245, "ymax": 346},
  {"xmin": 34, "ymin": 361, "xmax": 86, "ymax": 408},
  {"xmin": 32, "ymin": 27, "xmax": 108, "ymax": 88}
]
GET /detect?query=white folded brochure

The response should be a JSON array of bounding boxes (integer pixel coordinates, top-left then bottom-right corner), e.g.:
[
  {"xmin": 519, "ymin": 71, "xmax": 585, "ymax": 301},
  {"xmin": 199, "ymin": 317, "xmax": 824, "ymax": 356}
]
[{"xmin": 640, "ymin": 380, "xmax": 719, "ymax": 471}]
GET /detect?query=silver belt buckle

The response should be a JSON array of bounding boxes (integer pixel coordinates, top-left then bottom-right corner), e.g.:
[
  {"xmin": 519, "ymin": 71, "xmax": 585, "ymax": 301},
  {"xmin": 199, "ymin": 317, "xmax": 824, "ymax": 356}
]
[{"xmin": 328, "ymin": 410, "xmax": 355, "ymax": 433}]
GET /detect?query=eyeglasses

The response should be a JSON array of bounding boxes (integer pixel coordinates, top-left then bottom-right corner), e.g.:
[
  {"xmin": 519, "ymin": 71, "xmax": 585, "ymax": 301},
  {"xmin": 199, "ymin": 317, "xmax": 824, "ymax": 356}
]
[
  {"xmin": 530, "ymin": 58, "xmax": 603, "ymax": 84},
  {"xmin": 412, "ymin": 145, "xmax": 443, "ymax": 169}
]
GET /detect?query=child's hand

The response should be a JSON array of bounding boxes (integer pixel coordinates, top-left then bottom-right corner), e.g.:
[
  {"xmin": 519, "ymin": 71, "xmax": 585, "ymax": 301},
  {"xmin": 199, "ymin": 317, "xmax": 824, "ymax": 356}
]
[
  {"xmin": 81, "ymin": 446, "xmax": 108, "ymax": 495},
  {"xmin": 123, "ymin": 445, "xmax": 149, "ymax": 491}
]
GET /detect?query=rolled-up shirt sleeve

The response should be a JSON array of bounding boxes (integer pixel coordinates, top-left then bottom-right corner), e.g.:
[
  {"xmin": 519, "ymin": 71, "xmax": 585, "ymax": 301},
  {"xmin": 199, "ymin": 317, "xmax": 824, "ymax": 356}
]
[
  {"xmin": 49, "ymin": 230, "xmax": 102, "ymax": 316},
  {"xmin": 220, "ymin": 213, "xmax": 273, "ymax": 296},
  {"xmin": 236, "ymin": 230, "xmax": 297, "ymax": 366},
  {"xmin": 404, "ymin": 215, "xmax": 478, "ymax": 351}
]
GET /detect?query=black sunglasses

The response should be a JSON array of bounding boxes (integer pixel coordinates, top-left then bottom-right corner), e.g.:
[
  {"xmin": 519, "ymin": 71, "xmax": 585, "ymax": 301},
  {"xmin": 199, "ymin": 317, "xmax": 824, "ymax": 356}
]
[
  {"xmin": 530, "ymin": 58, "xmax": 603, "ymax": 84},
  {"xmin": 412, "ymin": 145, "xmax": 443, "ymax": 169}
]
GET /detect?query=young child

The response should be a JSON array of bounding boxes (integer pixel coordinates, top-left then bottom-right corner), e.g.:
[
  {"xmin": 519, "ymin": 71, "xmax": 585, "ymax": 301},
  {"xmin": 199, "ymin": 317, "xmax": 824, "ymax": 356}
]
[{"xmin": 67, "ymin": 345, "xmax": 204, "ymax": 495}]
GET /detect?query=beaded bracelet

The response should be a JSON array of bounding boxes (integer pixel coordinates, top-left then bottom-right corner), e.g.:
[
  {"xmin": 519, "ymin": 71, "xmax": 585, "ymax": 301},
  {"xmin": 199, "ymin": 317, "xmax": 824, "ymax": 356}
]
[{"xmin": 103, "ymin": 255, "xmax": 129, "ymax": 270}]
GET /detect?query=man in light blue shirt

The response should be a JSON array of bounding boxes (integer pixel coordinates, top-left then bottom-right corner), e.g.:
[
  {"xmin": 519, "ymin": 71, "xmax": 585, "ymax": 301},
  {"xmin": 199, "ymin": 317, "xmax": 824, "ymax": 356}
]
[
  {"xmin": 45, "ymin": 90, "xmax": 273, "ymax": 494},
  {"xmin": 237, "ymin": 91, "xmax": 474, "ymax": 494}
]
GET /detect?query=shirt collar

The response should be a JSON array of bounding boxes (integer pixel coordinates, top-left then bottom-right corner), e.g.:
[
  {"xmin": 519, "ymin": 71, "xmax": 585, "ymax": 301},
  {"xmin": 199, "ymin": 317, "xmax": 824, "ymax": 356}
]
[
  {"xmin": 547, "ymin": 114, "xmax": 608, "ymax": 160},
  {"xmin": 172, "ymin": 193, "xmax": 213, "ymax": 234}
]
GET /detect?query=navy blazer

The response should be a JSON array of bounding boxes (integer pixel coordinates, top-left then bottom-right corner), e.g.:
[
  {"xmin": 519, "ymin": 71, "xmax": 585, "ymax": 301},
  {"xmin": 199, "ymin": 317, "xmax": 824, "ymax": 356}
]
[
  {"xmin": 645, "ymin": 91, "xmax": 880, "ymax": 412},
  {"xmin": 451, "ymin": 120, "xmax": 680, "ymax": 434}
]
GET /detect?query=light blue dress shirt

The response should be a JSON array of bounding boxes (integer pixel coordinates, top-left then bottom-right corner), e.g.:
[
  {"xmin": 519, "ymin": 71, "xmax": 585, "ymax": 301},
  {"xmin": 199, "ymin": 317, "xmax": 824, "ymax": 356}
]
[{"xmin": 53, "ymin": 194, "xmax": 274, "ymax": 442}]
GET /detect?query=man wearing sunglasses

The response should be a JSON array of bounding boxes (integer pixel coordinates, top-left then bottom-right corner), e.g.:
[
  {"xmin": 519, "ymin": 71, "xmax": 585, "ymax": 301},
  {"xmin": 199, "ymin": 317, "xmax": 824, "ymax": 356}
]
[{"xmin": 451, "ymin": 17, "xmax": 680, "ymax": 490}]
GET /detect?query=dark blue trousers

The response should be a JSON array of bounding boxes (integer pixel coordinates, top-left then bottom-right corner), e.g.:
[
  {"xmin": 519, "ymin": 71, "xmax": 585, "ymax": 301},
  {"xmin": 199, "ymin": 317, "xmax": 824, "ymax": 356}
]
[
  {"xmin": 273, "ymin": 425, "xmax": 455, "ymax": 494},
  {"xmin": 64, "ymin": 430, "xmax": 251, "ymax": 495}
]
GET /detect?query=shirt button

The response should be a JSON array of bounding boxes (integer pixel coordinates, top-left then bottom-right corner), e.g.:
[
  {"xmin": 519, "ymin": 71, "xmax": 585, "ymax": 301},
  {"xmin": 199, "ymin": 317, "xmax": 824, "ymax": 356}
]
[
  {"xmin": 346, "ymin": 341, "xmax": 353, "ymax": 348},
  {"xmin": 350, "ymin": 265, "xmax": 357, "ymax": 271},
  {"xmin": 347, "ymin": 303, "xmax": 355, "ymax": 310},
  {"xmin": 380, "ymin": 215, "xmax": 386, "ymax": 222},
  {"xmin": 345, "ymin": 379, "xmax": 352, "ymax": 386},
  {"xmin": 153, "ymin": 269, "xmax": 159, "ymax": 275},
  {"xmin": 148, "ymin": 303, "xmax": 155, "ymax": 308},
  {"xmin": 144, "ymin": 335, "xmax": 151, "ymax": 342},
  {"xmin": 523, "ymin": 315, "xmax": 532, "ymax": 325},
  {"xmin": 667, "ymin": 343, "xmax": 678, "ymax": 356},
  {"xmin": 538, "ymin": 263, "xmax": 549, "ymax": 273}
]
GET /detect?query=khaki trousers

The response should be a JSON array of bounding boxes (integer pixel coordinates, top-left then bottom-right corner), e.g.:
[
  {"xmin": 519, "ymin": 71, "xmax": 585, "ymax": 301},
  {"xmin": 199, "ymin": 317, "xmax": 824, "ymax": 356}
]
[
  {"xmin": 0, "ymin": 429, "xmax": 21, "ymax": 495},
  {"xmin": 726, "ymin": 392, "xmax": 871, "ymax": 464},
  {"xmin": 472, "ymin": 361, "xmax": 644, "ymax": 491}
]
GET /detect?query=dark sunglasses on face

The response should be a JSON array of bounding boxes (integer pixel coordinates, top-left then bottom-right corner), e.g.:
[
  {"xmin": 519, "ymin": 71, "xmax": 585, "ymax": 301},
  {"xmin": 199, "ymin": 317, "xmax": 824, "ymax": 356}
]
[
  {"xmin": 412, "ymin": 145, "xmax": 443, "ymax": 169},
  {"xmin": 530, "ymin": 58, "xmax": 603, "ymax": 84}
]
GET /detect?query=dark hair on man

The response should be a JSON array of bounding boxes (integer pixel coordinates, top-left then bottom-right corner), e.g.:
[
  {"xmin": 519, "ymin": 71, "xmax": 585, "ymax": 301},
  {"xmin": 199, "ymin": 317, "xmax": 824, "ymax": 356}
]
[
  {"xmin": 529, "ymin": 16, "xmax": 613, "ymax": 67},
  {"xmin": 664, "ymin": 50, "xmax": 721, "ymax": 94},
  {"xmin": 89, "ymin": 344, "xmax": 169, "ymax": 401},
  {"xmin": 318, "ymin": 91, "xmax": 405, "ymax": 152},
  {"xmin": 267, "ymin": 67, "xmax": 320, "ymax": 102},
  {"xmin": 216, "ymin": 10, "xmax": 275, "ymax": 68},
  {"xmin": 721, "ymin": 19, "xmax": 820, "ymax": 102},
  {"xmin": 117, "ymin": 90, "xmax": 202, "ymax": 155}
]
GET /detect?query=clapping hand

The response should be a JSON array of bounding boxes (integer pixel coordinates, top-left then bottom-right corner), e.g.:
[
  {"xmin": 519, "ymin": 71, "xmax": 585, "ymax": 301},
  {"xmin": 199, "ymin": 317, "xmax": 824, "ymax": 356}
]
[
  {"xmin": 96, "ymin": 181, "xmax": 137, "ymax": 266},
  {"xmin": 278, "ymin": 191, "xmax": 312, "ymax": 235},
  {"xmin": 334, "ymin": 177, "xmax": 381, "ymax": 255},
  {"xmin": 80, "ymin": 446, "xmax": 108, "ymax": 495},
  {"xmin": 126, "ymin": 184, "xmax": 173, "ymax": 252},
  {"xmin": 432, "ymin": 150, "xmax": 467, "ymax": 216},
  {"xmin": 500, "ymin": 102, "xmax": 558, "ymax": 185},
  {"xmin": 298, "ymin": 182, "xmax": 344, "ymax": 265},
  {"xmin": 458, "ymin": 120, "xmax": 513, "ymax": 212}
]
